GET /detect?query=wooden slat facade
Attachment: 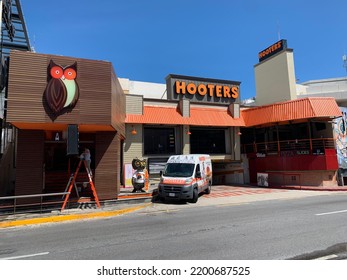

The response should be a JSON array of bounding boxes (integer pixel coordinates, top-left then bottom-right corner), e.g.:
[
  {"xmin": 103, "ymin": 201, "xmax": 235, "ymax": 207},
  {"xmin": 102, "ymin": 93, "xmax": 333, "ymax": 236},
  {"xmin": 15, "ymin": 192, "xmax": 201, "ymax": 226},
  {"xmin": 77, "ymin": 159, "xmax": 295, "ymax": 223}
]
[
  {"xmin": 95, "ymin": 132, "xmax": 120, "ymax": 200},
  {"xmin": 7, "ymin": 50, "xmax": 125, "ymax": 136},
  {"xmin": 15, "ymin": 130, "xmax": 44, "ymax": 203},
  {"xmin": 5, "ymin": 51, "xmax": 126, "ymax": 202}
]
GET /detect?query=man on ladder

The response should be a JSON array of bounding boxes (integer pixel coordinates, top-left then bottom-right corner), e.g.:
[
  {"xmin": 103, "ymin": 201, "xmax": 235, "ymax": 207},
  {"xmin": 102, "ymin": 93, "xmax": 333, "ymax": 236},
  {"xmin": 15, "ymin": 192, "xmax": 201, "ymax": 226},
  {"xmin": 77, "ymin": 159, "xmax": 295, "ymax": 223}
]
[
  {"xmin": 81, "ymin": 147, "xmax": 92, "ymax": 176},
  {"xmin": 61, "ymin": 147, "xmax": 100, "ymax": 211}
]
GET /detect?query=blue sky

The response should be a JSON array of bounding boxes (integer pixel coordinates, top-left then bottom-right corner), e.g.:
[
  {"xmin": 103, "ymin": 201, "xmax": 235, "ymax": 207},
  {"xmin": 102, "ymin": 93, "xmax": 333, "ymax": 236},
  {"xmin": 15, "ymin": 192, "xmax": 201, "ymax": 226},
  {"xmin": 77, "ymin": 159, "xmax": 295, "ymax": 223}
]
[{"xmin": 22, "ymin": 0, "xmax": 347, "ymax": 100}]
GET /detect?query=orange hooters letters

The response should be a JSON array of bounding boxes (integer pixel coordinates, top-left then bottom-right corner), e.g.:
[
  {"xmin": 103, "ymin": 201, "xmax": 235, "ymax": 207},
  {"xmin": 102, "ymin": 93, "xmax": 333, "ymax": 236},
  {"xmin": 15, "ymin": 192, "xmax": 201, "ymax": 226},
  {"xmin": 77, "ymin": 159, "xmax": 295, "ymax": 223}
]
[
  {"xmin": 258, "ymin": 39, "xmax": 287, "ymax": 62},
  {"xmin": 175, "ymin": 81, "xmax": 239, "ymax": 99}
]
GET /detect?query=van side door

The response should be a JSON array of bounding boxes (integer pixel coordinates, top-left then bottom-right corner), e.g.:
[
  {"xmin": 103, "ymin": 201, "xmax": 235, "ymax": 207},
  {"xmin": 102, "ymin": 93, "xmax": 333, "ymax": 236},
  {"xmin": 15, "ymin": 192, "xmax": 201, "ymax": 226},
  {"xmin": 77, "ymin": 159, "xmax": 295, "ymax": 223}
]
[{"xmin": 195, "ymin": 163, "xmax": 205, "ymax": 192}]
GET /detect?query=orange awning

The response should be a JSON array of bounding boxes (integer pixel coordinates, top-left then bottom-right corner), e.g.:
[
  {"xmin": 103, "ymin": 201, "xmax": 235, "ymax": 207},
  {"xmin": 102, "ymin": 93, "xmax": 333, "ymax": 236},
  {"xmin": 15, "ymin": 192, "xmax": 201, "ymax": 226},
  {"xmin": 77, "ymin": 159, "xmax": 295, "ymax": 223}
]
[
  {"xmin": 125, "ymin": 97, "xmax": 341, "ymax": 128},
  {"xmin": 125, "ymin": 106, "xmax": 245, "ymax": 127},
  {"xmin": 189, "ymin": 107, "xmax": 245, "ymax": 126},
  {"xmin": 241, "ymin": 97, "xmax": 342, "ymax": 127}
]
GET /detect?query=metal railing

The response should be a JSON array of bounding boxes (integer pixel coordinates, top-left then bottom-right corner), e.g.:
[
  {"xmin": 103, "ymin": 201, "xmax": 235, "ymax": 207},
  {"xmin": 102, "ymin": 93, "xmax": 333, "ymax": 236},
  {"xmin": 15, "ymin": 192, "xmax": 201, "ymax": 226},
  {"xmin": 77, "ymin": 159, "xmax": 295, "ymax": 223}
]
[
  {"xmin": 241, "ymin": 138, "xmax": 335, "ymax": 155},
  {"xmin": 0, "ymin": 192, "xmax": 70, "ymax": 216}
]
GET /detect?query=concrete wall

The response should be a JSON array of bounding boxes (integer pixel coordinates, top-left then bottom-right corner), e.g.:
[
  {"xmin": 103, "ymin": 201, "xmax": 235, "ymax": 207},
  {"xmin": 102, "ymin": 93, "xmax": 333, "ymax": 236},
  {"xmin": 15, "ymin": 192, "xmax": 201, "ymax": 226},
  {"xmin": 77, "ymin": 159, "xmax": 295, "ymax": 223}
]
[{"xmin": 255, "ymin": 50, "xmax": 297, "ymax": 106}]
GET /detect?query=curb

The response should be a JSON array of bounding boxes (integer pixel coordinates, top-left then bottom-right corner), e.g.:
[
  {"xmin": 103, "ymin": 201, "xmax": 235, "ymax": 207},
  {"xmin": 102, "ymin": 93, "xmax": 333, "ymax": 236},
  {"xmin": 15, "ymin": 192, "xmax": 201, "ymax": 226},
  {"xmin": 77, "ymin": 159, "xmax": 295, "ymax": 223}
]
[
  {"xmin": 269, "ymin": 186, "xmax": 347, "ymax": 192},
  {"xmin": 0, "ymin": 203, "xmax": 151, "ymax": 229},
  {"xmin": 243, "ymin": 184, "xmax": 347, "ymax": 192}
]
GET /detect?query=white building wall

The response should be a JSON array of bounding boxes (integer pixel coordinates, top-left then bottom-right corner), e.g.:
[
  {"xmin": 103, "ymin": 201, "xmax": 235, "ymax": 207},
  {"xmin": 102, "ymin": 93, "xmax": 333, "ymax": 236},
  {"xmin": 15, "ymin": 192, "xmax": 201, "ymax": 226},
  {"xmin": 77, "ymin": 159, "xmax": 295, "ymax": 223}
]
[
  {"xmin": 297, "ymin": 77, "xmax": 347, "ymax": 106},
  {"xmin": 119, "ymin": 78, "xmax": 167, "ymax": 99}
]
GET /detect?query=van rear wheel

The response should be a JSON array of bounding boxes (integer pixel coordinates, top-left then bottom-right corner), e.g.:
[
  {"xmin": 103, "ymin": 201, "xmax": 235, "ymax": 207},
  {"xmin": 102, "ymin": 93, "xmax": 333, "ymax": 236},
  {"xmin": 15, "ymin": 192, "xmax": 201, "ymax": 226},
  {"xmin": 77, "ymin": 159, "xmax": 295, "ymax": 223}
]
[{"xmin": 190, "ymin": 188, "xmax": 198, "ymax": 203}]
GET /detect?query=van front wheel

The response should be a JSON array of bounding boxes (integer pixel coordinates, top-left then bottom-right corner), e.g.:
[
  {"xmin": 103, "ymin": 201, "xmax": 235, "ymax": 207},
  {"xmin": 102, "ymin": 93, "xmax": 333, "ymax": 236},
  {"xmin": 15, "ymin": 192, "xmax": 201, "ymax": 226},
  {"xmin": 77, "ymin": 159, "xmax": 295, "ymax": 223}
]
[
  {"xmin": 190, "ymin": 188, "xmax": 198, "ymax": 203},
  {"xmin": 205, "ymin": 182, "xmax": 211, "ymax": 194}
]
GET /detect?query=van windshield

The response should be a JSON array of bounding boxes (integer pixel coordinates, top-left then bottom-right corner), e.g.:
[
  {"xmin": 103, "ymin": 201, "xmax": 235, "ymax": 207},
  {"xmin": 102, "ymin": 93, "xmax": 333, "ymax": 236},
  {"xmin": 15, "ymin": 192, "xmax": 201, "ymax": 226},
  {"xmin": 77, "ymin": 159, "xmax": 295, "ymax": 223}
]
[{"xmin": 163, "ymin": 163, "xmax": 195, "ymax": 177}]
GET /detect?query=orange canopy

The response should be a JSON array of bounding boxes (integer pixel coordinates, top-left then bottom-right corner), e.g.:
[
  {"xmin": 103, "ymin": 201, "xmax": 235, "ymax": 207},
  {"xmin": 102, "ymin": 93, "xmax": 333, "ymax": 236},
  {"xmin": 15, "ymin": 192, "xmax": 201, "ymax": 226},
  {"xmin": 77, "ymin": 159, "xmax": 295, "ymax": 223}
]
[
  {"xmin": 126, "ymin": 97, "xmax": 341, "ymax": 128},
  {"xmin": 125, "ymin": 106, "xmax": 245, "ymax": 126},
  {"xmin": 241, "ymin": 97, "xmax": 342, "ymax": 127}
]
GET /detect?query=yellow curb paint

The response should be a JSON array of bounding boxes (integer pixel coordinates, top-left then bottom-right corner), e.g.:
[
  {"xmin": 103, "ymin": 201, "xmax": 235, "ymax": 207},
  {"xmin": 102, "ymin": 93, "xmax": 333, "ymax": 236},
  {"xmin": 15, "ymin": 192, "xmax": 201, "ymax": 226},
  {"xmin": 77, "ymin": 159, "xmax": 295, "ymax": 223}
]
[{"xmin": 0, "ymin": 203, "xmax": 151, "ymax": 228}]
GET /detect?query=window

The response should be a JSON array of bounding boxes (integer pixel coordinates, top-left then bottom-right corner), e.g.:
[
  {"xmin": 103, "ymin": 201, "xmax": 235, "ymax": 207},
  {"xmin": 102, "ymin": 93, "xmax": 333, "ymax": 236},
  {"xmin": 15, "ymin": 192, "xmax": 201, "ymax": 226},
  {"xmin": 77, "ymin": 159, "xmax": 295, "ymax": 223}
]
[
  {"xmin": 191, "ymin": 128, "xmax": 226, "ymax": 154},
  {"xmin": 144, "ymin": 127, "xmax": 176, "ymax": 155},
  {"xmin": 163, "ymin": 163, "xmax": 195, "ymax": 177}
]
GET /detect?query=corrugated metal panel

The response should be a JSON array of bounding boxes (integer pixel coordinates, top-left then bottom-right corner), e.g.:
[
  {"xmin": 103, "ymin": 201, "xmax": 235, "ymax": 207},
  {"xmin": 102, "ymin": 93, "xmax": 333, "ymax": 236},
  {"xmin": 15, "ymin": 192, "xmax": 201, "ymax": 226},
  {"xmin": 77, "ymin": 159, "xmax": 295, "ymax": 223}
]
[
  {"xmin": 124, "ymin": 125, "xmax": 143, "ymax": 165},
  {"xmin": 242, "ymin": 97, "xmax": 342, "ymax": 127},
  {"xmin": 309, "ymin": 98, "xmax": 341, "ymax": 116},
  {"xmin": 95, "ymin": 132, "xmax": 120, "ymax": 200},
  {"xmin": 15, "ymin": 130, "xmax": 44, "ymax": 203},
  {"xmin": 125, "ymin": 95, "xmax": 143, "ymax": 115},
  {"xmin": 126, "ymin": 106, "xmax": 245, "ymax": 127},
  {"xmin": 189, "ymin": 107, "xmax": 245, "ymax": 126}
]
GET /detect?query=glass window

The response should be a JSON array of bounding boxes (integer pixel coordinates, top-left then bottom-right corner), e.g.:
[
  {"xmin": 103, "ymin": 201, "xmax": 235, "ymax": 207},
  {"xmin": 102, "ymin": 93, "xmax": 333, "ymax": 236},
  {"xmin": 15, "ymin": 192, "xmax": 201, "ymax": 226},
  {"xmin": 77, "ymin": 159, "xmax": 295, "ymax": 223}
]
[
  {"xmin": 163, "ymin": 163, "xmax": 195, "ymax": 177},
  {"xmin": 191, "ymin": 128, "xmax": 226, "ymax": 154},
  {"xmin": 144, "ymin": 127, "xmax": 176, "ymax": 155}
]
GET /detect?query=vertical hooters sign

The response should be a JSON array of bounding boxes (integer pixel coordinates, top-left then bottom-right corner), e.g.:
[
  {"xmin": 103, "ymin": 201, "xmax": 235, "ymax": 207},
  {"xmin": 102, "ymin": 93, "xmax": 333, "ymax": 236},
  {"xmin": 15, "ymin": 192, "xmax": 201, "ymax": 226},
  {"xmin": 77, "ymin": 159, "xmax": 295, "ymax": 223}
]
[{"xmin": 166, "ymin": 74, "xmax": 241, "ymax": 104}]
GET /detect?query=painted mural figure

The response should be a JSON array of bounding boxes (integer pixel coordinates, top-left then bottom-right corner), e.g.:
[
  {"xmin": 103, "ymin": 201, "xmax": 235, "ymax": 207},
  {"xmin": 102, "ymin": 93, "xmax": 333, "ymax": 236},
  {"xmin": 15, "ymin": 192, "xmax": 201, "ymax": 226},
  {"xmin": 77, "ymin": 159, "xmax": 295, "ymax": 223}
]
[{"xmin": 334, "ymin": 109, "xmax": 347, "ymax": 169}]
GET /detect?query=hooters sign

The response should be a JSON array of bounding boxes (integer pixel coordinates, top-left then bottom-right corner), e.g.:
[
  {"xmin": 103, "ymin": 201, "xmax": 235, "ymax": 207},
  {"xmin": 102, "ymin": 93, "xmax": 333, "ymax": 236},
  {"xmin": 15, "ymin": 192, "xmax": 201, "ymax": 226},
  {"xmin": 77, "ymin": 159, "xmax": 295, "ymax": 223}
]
[
  {"xmin": 258, "ymin": 39, "xmax": 287, "ymax": 62},
  {"xmin": 166, "ymin": 74, "xmax": 241, "ymax": 104}
]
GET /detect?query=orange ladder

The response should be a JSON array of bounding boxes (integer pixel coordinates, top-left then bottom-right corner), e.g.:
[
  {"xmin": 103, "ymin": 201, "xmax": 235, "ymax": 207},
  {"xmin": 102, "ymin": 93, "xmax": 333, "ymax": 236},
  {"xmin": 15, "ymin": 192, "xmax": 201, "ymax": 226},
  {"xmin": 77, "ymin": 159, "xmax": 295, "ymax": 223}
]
[{"xmin": 61, "ymin": 159, "xmax": 100, "ymax": 211}]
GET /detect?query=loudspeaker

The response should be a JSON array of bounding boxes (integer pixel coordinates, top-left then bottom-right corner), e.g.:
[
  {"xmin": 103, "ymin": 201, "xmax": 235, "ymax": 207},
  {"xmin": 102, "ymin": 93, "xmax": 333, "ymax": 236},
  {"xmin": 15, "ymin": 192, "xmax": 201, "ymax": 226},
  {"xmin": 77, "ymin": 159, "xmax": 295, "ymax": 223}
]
[{"xmin": 67, "ymin": 124, "xmax": 79, "ymax": 155}]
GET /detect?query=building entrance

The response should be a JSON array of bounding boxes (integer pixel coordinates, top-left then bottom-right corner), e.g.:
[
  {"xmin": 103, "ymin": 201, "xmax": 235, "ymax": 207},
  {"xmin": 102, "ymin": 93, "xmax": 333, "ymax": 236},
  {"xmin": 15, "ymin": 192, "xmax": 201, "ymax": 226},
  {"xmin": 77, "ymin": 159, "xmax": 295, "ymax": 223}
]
[{"xmin": 43, "ymin": 133, "xmax": 95, "ymax": 195}]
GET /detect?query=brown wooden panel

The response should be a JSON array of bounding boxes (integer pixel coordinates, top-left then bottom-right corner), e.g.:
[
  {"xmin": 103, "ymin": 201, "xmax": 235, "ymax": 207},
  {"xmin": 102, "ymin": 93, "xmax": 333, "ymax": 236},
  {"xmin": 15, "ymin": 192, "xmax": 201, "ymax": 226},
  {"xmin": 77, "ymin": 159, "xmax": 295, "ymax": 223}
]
[
  {"xmin": 111, "ymin": 69, "xmax": 126, "ymax": 137},
  {"xmin": 95, "ymin": 132, "xmax": 121, "ymax": 200},
  {"xmin": 7, "ymin": 51, "xmax": 125, "ymax": 129},
  {"xmin": 15, "ymin": 130, "xmax": 44, "ymax": 204}
]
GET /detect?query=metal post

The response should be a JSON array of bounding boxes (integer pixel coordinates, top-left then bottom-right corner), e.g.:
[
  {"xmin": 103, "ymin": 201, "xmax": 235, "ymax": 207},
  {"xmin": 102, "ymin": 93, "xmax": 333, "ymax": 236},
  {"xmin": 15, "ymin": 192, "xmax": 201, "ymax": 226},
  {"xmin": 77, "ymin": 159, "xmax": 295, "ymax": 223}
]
[
  {"xmin": 0, "ymin": 1, "xmax": 3, "ymax": 30},
  {"xmin": 308, "ymin": 120, "xmax": 313, "ymax": 154}
]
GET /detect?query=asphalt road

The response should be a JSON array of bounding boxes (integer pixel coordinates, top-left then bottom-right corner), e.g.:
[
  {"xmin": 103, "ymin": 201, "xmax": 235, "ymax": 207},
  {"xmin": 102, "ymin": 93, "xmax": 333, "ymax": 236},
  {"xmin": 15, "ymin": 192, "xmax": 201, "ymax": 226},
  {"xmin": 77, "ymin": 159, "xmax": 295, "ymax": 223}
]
[{"xmin": 1, "ymin": 188, "xmax": 347, "ymax": 260}]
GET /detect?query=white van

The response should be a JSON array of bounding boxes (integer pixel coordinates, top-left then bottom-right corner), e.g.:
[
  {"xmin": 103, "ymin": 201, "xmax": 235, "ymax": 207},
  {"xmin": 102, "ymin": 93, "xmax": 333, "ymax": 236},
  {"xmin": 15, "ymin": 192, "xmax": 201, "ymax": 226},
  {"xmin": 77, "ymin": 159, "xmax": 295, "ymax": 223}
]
[{"xmin": 158, "ymin": 154, "xmax": 212, "ymax": 203}]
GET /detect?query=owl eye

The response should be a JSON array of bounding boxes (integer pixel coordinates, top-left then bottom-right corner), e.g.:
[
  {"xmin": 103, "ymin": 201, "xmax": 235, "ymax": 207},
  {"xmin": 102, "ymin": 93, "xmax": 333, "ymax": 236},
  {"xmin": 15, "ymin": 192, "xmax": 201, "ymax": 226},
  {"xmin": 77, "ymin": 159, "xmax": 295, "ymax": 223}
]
[
  {"xmin": 50, "ymin": 66, "xmax": 63, "ymax": 79},
  {"xmin": 64, "ymin": 68, "xmax": 77, "ymax": 80}
]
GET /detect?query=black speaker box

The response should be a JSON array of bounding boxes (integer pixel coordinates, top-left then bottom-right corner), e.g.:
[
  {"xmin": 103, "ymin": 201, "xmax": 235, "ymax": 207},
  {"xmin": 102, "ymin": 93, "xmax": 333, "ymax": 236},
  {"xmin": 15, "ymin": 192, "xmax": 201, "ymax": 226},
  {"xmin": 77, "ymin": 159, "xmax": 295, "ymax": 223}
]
[{"xmin": 67, "ymin": 124, "xmax": 79, "ymax": 155}]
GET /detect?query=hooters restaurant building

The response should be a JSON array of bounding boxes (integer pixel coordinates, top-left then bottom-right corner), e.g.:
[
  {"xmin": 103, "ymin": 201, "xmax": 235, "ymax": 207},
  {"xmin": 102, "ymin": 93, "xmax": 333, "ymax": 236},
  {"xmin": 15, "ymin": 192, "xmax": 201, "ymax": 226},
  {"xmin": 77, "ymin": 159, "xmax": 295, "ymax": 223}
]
[
  {"xmin": 1, "ymin": 44, "xmax": 343, "ymax": 205},
  {"xmin": 123, "ymin": 74, "xmax": 245, "ymax": 186},
  {"xmin": 1, "ymin": 50, "xmax": 125, "ymax": 201}
]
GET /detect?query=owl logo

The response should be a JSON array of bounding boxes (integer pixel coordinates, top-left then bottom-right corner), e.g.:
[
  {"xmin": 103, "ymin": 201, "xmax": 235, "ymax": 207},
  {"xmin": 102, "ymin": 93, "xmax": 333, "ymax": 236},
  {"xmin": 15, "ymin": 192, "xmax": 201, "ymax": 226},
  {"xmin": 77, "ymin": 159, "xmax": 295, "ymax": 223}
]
[{"xmin": 44, "ymin": 60, "xmax": 79, "ymax": 115}]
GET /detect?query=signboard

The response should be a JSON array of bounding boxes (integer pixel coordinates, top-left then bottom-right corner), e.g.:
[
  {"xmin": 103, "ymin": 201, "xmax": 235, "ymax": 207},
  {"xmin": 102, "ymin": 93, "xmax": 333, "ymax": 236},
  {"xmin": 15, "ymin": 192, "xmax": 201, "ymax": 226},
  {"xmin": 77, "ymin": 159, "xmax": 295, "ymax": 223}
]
[
  {"xmin": 44, "ymin": 60, "xmax": 79, "ymax": 116},
  {"xmin": 124, "ymin": 163, "xmax": 134, "ymax": 188},
  {"xmin": 257, "ymin": 173, "xmax": 269, "ymax": 187},
  {"xmin": 258, "ymin": 39, "xmax": 287, "ymax": 62},
  {"xmin": 166, "ymin": 74, "xmax": 240, "ymax": 104},
  {"xmin": 148, "ymin": 157, "xmax": 169, "ymax": 175}
]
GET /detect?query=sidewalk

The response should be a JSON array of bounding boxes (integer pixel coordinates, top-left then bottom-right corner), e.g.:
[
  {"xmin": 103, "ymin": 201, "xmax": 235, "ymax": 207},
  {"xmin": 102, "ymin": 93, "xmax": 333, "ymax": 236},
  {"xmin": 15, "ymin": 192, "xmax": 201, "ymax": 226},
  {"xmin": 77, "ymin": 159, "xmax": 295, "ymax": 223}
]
[
  {"xmin": 1, "ymin": 183, "xmax": 347, "ymax": 229},
  {"xmin": 0, "ymin": 183, "xmax": 159, "ymax": 229}
]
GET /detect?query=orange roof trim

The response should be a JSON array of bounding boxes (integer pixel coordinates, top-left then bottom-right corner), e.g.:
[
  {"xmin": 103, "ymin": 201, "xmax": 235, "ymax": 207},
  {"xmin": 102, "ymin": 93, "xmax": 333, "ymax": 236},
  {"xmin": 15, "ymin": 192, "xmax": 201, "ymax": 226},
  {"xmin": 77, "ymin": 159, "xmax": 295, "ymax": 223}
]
[
  {"xmin": 126, "ymin": 97, "xmax": 341, "ymax": 128},
  {"xmin": 125, "ymin": 106, "xmax": 245, "ymax": 127},
  {"xmin": 242, "ymin": 97, "xmax": 342, "ymax": 127}
]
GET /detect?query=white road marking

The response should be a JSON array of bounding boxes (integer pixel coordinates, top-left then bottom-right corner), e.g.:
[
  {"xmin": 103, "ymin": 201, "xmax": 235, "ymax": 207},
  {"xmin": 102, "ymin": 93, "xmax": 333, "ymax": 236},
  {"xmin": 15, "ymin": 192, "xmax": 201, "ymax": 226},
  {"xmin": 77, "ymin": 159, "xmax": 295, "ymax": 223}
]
[
  {"xmin": 314, "ymin": 254, "xmax": 338, "ymax": 260},
  {"xmin": 316, "ymin": 209, "xmax": 347, "ymax": 216},
  {"xmin": 0, "ymin": 251, "xmax": 49, "ymax": 260}
]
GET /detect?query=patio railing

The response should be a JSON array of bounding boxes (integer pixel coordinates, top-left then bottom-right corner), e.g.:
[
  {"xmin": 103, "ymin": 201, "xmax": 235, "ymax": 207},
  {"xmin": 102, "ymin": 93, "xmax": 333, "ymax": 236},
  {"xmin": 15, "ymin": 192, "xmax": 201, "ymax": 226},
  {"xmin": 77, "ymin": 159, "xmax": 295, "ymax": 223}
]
[
  {"xmin": 0, "ymin": 192, "xmax": 70, "ymax": 217},
  {"xmin": 241, "ymin": 138, "xmax": 335, "ymax": 155}
]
